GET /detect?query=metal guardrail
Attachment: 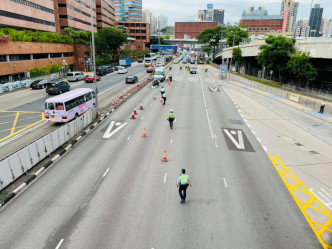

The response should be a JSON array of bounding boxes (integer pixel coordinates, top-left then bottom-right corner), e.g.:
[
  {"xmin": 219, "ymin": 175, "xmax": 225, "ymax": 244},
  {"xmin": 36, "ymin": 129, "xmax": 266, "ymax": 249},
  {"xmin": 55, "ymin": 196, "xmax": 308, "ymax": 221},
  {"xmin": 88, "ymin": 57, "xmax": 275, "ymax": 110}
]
[{"xmin": 283, "ymin": 84, "xmax": 332, "ymax": 102}]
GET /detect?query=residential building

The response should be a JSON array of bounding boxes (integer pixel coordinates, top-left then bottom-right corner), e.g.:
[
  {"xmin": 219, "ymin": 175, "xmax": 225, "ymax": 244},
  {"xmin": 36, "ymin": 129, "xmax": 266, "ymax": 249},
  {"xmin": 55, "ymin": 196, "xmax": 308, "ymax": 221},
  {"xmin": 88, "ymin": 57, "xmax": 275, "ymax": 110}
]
[
  {"xmin": 96, "ymin": 0, "xmax": 116, "ymax": 29},
  {"xmin": 321, "ymin": 19, "xmax": 332, "ymax": 38},
  {"xmin": 111, "ymin": 0, "xmax": 142, "ymax": 22},
  {"xmin": 150, "ymin": 14, "xmax": 157, "ymax": 34},
  {"xmin": 143, "ymin": 9, "xmax": 151, "ymax": 23},
  {"xmin": 57, "ymin": 0, "xmax": 97, "ymax": 32},
  {"xmin": 0, "ymin": 0, "xmax": 56, "ymax": 32},
  {"xmin": 175, "ymin": 22, "xmax": 219, "ymax": 39},
  {"xmin": 309, "ymin": 4, "xmax": 323, "ymax": 37},
  {"xmin": 280, "ymin": 0, "xmax": 299, "ymax": 32},
  {"xmin": 294, "ymin": 20, "xmax": 310, "ymax": 38},
  {"xmin": 240, "ymin": 15, "xmax": 283, "ymax": 34},
  {"xmin": 242, "ymin": 7, "xmax": 268, "ymax": 17},
  {"xmin": 197, "ymin": 4, "xmax": 224, "ymax": 25},
  {"xmin": 117, "ymin": 21, "xmax": 149, "ymax": 51},
  {"xmin": 157, "ymin": 14, "xmax": 167, "ymax": 31}
]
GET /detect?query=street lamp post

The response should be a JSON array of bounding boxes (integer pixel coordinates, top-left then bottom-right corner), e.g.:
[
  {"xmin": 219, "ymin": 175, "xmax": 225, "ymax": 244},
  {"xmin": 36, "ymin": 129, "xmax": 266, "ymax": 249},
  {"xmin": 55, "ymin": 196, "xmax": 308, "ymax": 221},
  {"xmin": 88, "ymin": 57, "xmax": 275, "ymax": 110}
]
[
  {"xmin": 228, "ymin": 34, "xmax": 236, "ymax": 75},
  {"xmin": 90, "ymin": 0, "xmax": 98, "ymax": 107}
]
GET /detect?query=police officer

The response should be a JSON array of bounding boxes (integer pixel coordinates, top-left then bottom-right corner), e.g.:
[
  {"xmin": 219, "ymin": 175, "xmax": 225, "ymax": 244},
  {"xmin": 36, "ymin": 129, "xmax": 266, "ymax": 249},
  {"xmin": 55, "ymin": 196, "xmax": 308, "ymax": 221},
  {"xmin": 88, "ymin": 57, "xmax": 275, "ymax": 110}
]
[
  {"xmin": 167, "ymin": 109, "xmax": 175, "ymax": 129},
  {"xmin": 160, "ymin": 86, "xmax": 165, "ymax": 97},
  {"xmin": 162, "ymin": 92, "xmax": 167, "ymax": 105},
  {"xmin": 169, "ymin": 73, "xmax": 173, "ymax": 82},
  {"xmin": 319, "ymin": 100, "xmax": 326, "ymax": 114},
  {"xmin": 153, "ymin": 78, "xmax": 160, "ymax": 87},
  {"xmin": 177, "ymin": 169, "xmax": 192, "ymax": 203}
]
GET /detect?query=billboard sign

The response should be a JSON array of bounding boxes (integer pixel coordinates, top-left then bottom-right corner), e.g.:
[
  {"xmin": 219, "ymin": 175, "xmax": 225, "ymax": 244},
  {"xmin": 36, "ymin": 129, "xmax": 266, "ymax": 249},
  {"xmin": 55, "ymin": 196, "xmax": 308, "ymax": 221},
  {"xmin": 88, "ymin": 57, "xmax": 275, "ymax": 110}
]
[{"xmin": 151, "ymin": 45, "xmax": 178, "ymax": 50}]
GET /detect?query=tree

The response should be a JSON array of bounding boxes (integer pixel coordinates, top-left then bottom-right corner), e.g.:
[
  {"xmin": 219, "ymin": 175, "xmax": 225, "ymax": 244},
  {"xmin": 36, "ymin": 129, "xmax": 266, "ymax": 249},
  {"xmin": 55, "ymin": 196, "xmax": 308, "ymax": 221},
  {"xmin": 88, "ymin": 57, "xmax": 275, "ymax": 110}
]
[
  {"xmin": 160, "ymin": 27, "xmax": 168, "ymax": 33},
  {"xmin": 95, "ymin": 27, "xmax": 127, "ymax": 56},
  {"xmin": 197, "ymin": 26, "xmax": 226, "ymax": 57},
  {"xmin": 149, "ymin": 36, "xmax": 168, "ymax": 45},
  {"xmin": 226, "ymin": 25, "xmax": 249, "ymax": 47},
  {"xmin": 232, "ymin": 47, "xmax": 242, "ymax": 72},
  {"xmin": 257, "ymin": 36, "xmax": 295, "ymax": 81},
  {"xmin": 115, "ymin": 25, "xmax": 129, "ymax": 37},
  {"xmin": 163, "ymin": 33, "xmax": 171, "ymax": 39},
  {"xmin": 287, "ymin": 51, "xmax": 317, "ymax": 87}
]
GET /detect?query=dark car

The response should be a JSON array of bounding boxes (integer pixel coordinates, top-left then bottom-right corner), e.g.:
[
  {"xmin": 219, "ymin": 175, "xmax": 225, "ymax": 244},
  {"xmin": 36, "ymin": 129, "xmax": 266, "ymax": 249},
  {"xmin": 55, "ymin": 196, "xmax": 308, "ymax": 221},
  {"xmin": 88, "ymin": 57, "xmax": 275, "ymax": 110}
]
[
  {"xmin": 46, "ymin": 80, "xmax": 71, "ymax": 95},
  {"xmin": 114, "ymin": 66, "xmax": 122, "ymax": 71},
  {"xmin": 125, "ymin": 75, "xmax": 138, "ymax": 84},
  {"xmin": 96, "ymin": 66, "xmax": 107, "ymax": 76},
  {"xmin": 105, "ymin": 65, "xmax": 114, "ymax": 73},
  {"xmin": 137, "ymin": 58, "xmax": 143, "ymax": 63},
  {"xmin": 30, "ymin": 79, "xmax": 51, "ymax": 89}
]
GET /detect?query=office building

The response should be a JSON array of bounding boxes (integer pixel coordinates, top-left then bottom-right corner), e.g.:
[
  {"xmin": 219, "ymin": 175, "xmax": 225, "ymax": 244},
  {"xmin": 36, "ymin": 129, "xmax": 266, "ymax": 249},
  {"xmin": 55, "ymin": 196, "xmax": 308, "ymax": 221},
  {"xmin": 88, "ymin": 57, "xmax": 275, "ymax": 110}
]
[
  {"xmin": 242, "ymin": 7, "xmax": 268, "ymax": 17},
  {"xmin": 117, "ymin": 21, "xmax": 149, "ymax": 51},
  {"xmin": 143, "ymin": 9, "xmax": 151, "ymax": 23},
  {"xmin": 197, "ymin": 4, "xmax": 224, "ymax": 25},
  {"xmin": 157, "ymin": 14, "xmax": 167, "ymax": 31},
  {"xmin": 280, "ymin": 0, "xmax": 299, "ymax": 32},
  {"xmin": 111, "ymin": 0, "xmax": 142, "ymax": 22},
  {"xmin": 175, "ymin": 22, "xmax": 219, "ymax": 39},
  {"xmin": 0, "ymin": 0, "xmax": 56, "ymax": 32},
  {"xmin": 96, "ymin": 0, "xmax": 116, "ymax": 29},
  {"xmin": 309, "ymin": 4, "xmax": 323, "ymax": 37},
  {"xmin": 294, "ymin": 20, "xmax": 310, "ymax": 38}
]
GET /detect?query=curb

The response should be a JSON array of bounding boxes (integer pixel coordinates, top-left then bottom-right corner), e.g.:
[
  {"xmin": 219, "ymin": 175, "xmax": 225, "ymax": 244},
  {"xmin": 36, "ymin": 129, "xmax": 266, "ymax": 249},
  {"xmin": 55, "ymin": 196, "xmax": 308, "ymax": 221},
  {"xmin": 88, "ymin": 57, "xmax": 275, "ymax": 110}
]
[{"xmin": 0, "ymin": 76, "xmax": 153, "ymax": 209}]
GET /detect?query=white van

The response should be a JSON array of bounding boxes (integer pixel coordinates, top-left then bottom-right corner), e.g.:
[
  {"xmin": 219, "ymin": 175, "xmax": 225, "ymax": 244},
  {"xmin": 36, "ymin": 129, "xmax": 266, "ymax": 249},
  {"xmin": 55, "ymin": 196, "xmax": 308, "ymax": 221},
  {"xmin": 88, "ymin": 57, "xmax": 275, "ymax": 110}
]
[
  {"xmin": 153, "ymin": 67, "xmax": 166, "ymax": 82},
  {"xmin": 67, "ymin": 72, "xmax": 85, "ymax": 82}
]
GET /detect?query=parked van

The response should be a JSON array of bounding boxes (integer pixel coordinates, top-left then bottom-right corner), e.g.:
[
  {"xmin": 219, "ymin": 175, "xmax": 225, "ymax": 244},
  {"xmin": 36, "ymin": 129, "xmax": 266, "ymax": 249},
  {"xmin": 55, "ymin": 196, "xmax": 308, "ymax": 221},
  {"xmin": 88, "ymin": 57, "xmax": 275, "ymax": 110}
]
[
  {"xmin": 67, "ymin": 72, "xmax": 85, "ymax": 82},
  {"xmin": 153, "ymin": 67, "xmax": 166, "ymax": 82}
]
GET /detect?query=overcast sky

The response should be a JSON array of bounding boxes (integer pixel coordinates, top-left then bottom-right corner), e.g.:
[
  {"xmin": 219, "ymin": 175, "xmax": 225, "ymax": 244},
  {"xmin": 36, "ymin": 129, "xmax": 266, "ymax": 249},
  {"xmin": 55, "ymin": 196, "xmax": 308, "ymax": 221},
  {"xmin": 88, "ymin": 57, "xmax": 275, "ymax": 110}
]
[{"xmin": 142, "ymin": 0, "xmax": 331, "ymax": 25}]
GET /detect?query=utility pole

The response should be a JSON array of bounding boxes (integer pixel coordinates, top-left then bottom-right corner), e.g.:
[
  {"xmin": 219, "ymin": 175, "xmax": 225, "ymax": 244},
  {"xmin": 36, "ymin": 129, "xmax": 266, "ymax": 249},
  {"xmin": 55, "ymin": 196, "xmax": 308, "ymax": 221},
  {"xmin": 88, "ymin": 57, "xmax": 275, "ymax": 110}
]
[
  {"xmin": 90, "ymin": 0, "xmax": 98, "ymax": 107},
  {"xmin": 228, "ymin": 34, "xmax": 235, "ymax": 75}
]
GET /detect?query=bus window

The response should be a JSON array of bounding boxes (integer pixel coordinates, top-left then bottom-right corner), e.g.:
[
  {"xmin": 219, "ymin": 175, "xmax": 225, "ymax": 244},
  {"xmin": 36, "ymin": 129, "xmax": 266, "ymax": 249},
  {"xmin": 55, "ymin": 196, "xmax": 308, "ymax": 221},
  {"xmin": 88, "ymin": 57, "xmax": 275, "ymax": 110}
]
[
  {"xmin": 85, "ymin": 92, "xmax": 92, "ymax": 101},
  {"xmin": 92, "ymin": 91, "xmax": 96, "ymax": 99},
  {"xmin": 56, "ymin": 103, "xmax": 64, "ymax": 110},
  {"xmin": 48, "ymin": 103, "xmax": 55, "ymax": 110}
]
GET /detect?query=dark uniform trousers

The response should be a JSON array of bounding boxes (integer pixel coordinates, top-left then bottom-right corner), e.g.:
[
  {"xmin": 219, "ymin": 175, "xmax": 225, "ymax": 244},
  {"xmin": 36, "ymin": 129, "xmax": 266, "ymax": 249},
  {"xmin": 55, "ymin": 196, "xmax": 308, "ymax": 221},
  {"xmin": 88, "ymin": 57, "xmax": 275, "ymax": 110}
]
[{"xmin": 179, "ymin": 184, "xmax": 189, "ymax": 200}]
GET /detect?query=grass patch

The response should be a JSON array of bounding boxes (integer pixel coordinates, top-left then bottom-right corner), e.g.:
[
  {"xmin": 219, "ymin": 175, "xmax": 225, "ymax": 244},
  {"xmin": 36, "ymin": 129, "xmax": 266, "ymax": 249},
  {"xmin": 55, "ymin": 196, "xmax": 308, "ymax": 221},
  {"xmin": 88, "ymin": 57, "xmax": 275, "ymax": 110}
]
[
  {"xmin": 0, "ymin": 191, "xmax": 8, "ymax": 201},
  {"xmin": 232, "ymin": 73, "xmax": 282, "ymax": 89}
]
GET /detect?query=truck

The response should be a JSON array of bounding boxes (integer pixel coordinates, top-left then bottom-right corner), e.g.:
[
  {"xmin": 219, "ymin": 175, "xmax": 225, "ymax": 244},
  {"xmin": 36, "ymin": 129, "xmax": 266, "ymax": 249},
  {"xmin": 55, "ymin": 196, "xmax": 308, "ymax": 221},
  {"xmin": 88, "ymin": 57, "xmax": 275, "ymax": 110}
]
[{"xmin": 119, "ymin": 58, "xmax": 131, "ymax": 68}]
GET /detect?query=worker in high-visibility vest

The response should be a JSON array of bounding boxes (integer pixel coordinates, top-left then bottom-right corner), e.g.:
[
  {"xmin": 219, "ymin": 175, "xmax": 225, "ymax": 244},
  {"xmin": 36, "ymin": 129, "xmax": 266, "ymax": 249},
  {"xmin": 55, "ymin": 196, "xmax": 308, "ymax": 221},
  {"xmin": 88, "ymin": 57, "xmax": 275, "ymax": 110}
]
[
  {"xmin": 162, "ymin": 92, "xmax": 167, "ymax": 105},
  {"xmin": 177, "ymin": 169, "xmax": 192, "ymax": 203},
  {"xmin": 167, "ymin": 109, "xmax": 175, "ymax": 129},
  {"xmin": 319, "ymin": 100, "xmax": 326, "ymax": 114}
]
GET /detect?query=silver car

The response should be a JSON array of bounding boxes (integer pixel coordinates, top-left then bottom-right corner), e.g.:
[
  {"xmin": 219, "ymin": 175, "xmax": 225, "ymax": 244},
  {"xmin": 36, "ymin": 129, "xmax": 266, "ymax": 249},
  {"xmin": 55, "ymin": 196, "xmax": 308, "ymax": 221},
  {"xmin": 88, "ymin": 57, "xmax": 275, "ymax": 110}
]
[{"xmin": 67, "ymin": 72, "xmax": 85, "ymax": 82}]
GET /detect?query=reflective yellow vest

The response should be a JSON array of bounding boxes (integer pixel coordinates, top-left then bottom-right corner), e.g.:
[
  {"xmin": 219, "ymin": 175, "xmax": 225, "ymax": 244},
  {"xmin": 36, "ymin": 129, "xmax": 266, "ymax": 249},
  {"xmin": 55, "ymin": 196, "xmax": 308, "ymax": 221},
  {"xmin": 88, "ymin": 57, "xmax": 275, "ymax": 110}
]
[{"xmin": 180, "ymin": 174, "xmax": 189, "ymax": 184}]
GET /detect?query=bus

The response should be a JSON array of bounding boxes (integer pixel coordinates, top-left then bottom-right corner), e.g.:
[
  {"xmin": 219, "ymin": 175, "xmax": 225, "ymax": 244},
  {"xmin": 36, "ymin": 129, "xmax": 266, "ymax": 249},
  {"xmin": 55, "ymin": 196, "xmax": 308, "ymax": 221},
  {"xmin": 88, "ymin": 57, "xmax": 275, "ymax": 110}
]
[
  {"xmin": 45, "ymin": 88, "xmax": 96, "ymax": 123},
  {"xmin": 198, "ymin": 53, "xmax": 205, "ymax": 64}
]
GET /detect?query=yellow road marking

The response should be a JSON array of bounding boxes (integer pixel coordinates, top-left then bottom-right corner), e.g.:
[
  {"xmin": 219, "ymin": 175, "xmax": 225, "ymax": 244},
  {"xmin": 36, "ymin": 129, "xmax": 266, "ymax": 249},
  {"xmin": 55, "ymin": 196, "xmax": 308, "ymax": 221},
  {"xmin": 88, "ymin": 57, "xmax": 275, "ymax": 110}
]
[
  {"xmin": 10, "ymin": 112, "xmax": 20, "ymax": 135},
  {"xmin": 0, "ymin": 113, "xmax": 45, "ymax": 142},
  {"xmin": 0, "ymin": 113, "xmax": 17, "ymax": 119},
  {"xmin": 0, "ymin": 110, "xmax": 43, "ymax": 114},
  {"xmin": 269, "ymin": 156, "xmax": 332, "ymax": 249},
  {"xmin": 0, "ymin": 114, "xmax": 42, "ymax": 126}
]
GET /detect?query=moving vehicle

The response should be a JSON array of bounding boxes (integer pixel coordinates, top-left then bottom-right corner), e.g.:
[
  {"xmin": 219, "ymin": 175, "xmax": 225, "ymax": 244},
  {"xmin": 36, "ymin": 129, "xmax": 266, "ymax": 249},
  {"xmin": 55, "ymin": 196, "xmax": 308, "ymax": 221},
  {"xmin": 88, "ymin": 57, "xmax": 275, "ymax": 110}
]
[
  {"xmin": 125, "ymin": 75, "xmax": 138, "ymax": 84},
  {"xmin": 45, "ymin": 88, "xmax": 96, "ymax": 122},
  {"xmin": 144, "ymin": 53, "xmax": 157, "ymax": 61},
  {"xmin": 146, "ymin": 66, "xmax": 154, "ymax": 73},
  {"xmin": 119, "ymin": 58, "xmax": 131, "ymax": 67},
  {"xmin": 118, "ymin": 66, "xmax": 128, "ymax": 74},
  {"xmin": 104, "ymin": 65, "xmax": 113, "ymax": 73},
  {"xmin": 190, "ymin": 57, "xmax": 196, "ymax": 64},
  {"xmin": 30, "ymin": 79, "xmax": 51, "ymax": 89},
  {"xmin": 84, "ymin": 74, "xmax": 101, "ymax": 83},
  {"xmin": 96, "ymin": 66, "xmax": 107, "ymax": 76},
  {"xmin": 46, "ymin": 80, "xmax": 71, "ymax": 95},
  {"xmin": 190, "ymin": 66, "xmax": 197, "ymax": 74},
  {"xmin": 137, "ymin": 58, "xmax": 143, "ymax": 63},
  {"xmin": 144, "ymin": 58, "xmax": 152, "ymax": 67},
  {"xmin": 157, "ymin": 61, "xmax": 163, "ymax": 67},
  {"xmin": 153, "ymin": 67, "xmax": 166, "ymax": 82},
  {"xmin": 198, "ymin": 53, "xmax": 205, "ymax": 64},
  {"xmin": 67, "ymin": 72, "xmax": 85, "ymax": 82}
]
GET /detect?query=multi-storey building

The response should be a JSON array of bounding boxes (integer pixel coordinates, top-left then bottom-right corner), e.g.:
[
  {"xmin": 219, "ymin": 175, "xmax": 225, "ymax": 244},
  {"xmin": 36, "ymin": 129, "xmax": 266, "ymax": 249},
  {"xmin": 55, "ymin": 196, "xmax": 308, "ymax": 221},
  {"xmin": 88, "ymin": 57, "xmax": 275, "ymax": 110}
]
[
  {"xmin": 143, "ymin": 9, "xmax": 151, "ymax": 23},
  {"xmin": 240, "ymin": 15, "xmax": 283, "ymax": 34},
  {"xmin": 0, "ymin": 0, "xmax": 56, "ymax": 32},
  {"xmin": 117, "ymin": 21, "xmax": 149, "ymax": 51},
  {"xmin": 309, "ymin": 4, "xmax": 323, "ymax": 37},
  {"xmin": 294, "ymin": 20, "xmax": 310, "ymax": 38},
  {"xmin": 175, "ymin": 22, "xmax": 219, "ymax": 39},
  {"xmin": 157, "ymin": 14, "xmax": 167, "ymax": 31},
  {"xmin": 242, "ymin": 7, "xmax": 268, "ymax": 17},
  {"xmin": 96, "ymin": 0, "xmax": 116, "ymax": 29},
  {"xmin": 197, "ymin": 4, "xmax": 224, "ymax": 26},
  {"xmin": 111, "ymin": 0, "xmax": 142, "ymax": 22},
  {"xmin": 280, "ymin": 0, "xmax": 299, "ymax": 32}
]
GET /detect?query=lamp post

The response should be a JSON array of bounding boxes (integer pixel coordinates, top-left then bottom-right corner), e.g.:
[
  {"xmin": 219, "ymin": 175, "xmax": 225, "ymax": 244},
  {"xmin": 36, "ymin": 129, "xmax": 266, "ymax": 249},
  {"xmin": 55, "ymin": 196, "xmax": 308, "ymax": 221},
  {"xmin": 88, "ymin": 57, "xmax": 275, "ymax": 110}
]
[
  {"xmin": 228, "ymin": 34, "xmax": 236, "ymax": 75},
  {"xmin": 90, "ymin": 0, "xmax": 98, "ymax": 107}
]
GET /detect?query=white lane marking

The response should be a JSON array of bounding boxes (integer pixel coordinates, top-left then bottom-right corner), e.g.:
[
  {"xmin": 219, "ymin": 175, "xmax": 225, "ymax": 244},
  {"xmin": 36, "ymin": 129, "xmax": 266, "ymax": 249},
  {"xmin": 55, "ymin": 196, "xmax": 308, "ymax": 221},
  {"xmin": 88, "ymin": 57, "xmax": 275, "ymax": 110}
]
[
  {"xmin": 163, "ymin": 173, "xmax": 167, "ymax": 183},
  {"xmin": 141, "ymin": 116, "xmax": 144, "ymax": 120},
  {"xmin": 55, "ymin": 239, "xmax": 64, "ymax": 249},
  {"xmin": 103, "ymin": 121, "xmax": 128, "ymax": 139},
  {"xmin": 240, "ymin": 114, "xmax": 244, "ymax": 117},
  {"xmin": 170, "ymin": 139, "xmax": 173, "ymax": 144},
  {"xmin": 247, "ymin": 124, "xmax": 251, "ymax": 128},
  {"xmin": 178, "ymin": 105, "xmax": 180, "ymax": 109},
  {"xmin": 223, "ymin": 178, "xmax": 228, "ymax": 188},
  {"xmin": 243, "ymin": 119, "xmax": 247, "ymax": 122},
  {"xmin": 150, "ymin": 103, "xmax": 152, "ymax": 106},
  {"xmin": 102, "ymin": 168, "xmax": 110, "ymax": 178},
  {"xmin": 127, "ymin": 135, "xmax": 131, "ymax": 140},
  {"xmin": 257, "ymin": 137, "xmax": 261, "ymax": 142},
  {"xmin": 252, "ymin": 130, "xmax": 256, "ymax": 135},
  {"xmin": 223, "ymin": 129, "xmax": 245, "ymax": 150},
  {"xmin": 215, "ymin": 142, "xmax": 218, "ymax": 148},
  {"xmin": 214, "ymin": 134, "xmax": 217, "ymax": 139},
  {"xmin": 235, "ymin": 105, "xmax": 238, "ymax": 109},
  {"xmin": 99, "ymin": 81, "xmax": 126, "ymax": 95},
  {"xmin": 262, "ymin": 146, "xmax": 268, "ymax": 151},
  {"xmin": 198, "ymin": 72, "xmax": 214, "ymax": 139}
]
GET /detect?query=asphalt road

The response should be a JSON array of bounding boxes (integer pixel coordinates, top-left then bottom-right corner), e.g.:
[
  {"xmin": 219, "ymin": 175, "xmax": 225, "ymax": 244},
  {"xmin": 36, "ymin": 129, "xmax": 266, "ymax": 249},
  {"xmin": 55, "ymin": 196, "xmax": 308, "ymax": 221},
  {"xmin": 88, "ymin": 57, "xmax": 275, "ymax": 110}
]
[{"xmin": 0, "ymin": 65, "xmax": 321, "ymax": 249}]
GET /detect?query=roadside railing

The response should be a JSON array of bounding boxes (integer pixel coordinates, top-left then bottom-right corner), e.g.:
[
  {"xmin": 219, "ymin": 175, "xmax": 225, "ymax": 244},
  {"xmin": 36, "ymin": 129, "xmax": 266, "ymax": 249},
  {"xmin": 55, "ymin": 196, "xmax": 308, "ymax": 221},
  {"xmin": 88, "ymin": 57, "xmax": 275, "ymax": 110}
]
[{"xmin": 283, "ymin": 84, "xmax": 332, "ymax": 102}]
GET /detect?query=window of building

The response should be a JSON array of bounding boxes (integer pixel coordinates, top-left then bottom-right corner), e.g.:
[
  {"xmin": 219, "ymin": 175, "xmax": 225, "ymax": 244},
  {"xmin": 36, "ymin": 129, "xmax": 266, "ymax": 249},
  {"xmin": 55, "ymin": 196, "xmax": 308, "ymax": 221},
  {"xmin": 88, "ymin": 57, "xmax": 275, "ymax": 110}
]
[
  {"xmin": 11, "ymin": 0, "xmax": 54, "ymax": 14},
  {"xmin": 33, "ymin": 53, "xmax": 48, "ymax": 59},
  {"xmin": 141, "ymin": 36, "xmax": 146, "ymax": 40},
  {"xmin": 63, "ymin": 53, "xmax": 74, "ymax": 57},
  {"xmin": 10, "ymin": 54, "xmax": 31, "ymax": 61},
  {"xmin": 0, "ymin": 10, "xmax": 55, "ymax": 27},
  {"xmin": 58, "ymin": 4, "xmax": 92, "ymax": 18},
  {"xmin": 59, "ymin": 15, "xmax": 95, "ymax": 27},
  {"xmin": 50, "ymin": 53, "xmax": 62, "ymax": 58},
  {"xmin": 0, "ymin": 55, "xmax": 7, "ymax": 62}
]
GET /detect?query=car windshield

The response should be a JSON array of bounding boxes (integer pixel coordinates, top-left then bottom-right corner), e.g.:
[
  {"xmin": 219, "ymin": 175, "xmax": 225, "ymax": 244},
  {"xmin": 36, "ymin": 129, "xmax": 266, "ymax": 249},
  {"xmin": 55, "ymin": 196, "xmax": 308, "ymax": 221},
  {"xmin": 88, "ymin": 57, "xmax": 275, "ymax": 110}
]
[
  {"xmin": 86, "ymin": 75, "xmax": 94, "ymax": 77},
  {"xmin": 155, "ymin": 71, "xmax": 164, "ymax": 75}
]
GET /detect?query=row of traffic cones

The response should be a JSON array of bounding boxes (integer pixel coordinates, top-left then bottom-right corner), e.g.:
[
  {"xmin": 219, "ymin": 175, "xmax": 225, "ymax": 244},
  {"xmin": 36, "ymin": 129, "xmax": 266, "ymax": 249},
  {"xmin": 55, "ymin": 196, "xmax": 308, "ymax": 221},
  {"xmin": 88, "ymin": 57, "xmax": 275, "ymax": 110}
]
[{"xmin": 130, "ymin": 101, "xmax": 144, "ymax": 119}]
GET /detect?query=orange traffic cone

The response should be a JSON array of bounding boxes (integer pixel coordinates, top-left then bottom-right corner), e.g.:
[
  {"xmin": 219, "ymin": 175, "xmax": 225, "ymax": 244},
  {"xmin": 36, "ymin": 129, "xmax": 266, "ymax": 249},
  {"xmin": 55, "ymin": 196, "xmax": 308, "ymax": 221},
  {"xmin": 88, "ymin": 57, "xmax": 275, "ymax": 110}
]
[
  {"xmin": 120, "ymin": 92, "xmax": 124, "ymax": 99},
  {"xmin": 130, "ymin": 111, "xmax": 136, "ymax": 119},
  {"xmin": 162, "ymin": 150, "xmax": 168, "ymax": 162},
  {"xmin": 153, "ymin": 95, "xmax": 156, "ymax": 100},
  {"xmin": 168, "ymin": 81, "xmax": 171, "ymax": 86},
  {"xmin": 134, "ymin": 107, "xmax": 138, "ymax": 115},
  {"xmin": 160, "ymin": 98, "xmax": 163, "ymax": 103},
  {"xmin": 139, "ymin": 101, "xmax": 144, "ymax": 110},
  {"xmin": 142, "ymin": 128, "xmax": 147, "ymax": 137}
]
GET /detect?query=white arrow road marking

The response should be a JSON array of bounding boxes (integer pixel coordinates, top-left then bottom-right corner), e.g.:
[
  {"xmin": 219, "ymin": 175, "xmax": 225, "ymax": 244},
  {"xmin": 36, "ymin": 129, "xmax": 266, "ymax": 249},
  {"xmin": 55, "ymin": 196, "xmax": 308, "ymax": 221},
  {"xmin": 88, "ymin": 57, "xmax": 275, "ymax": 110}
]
[
  {"xmin": 223, "ymin": 129, "xmax": 245, "ymax": 150},
  {"xmin": 209, "ymin": 87, "xmax": 218, "ymax": 92},
  {"xmin": 103, "ymin": 121, "xmax": 128, "ymax": 139}
]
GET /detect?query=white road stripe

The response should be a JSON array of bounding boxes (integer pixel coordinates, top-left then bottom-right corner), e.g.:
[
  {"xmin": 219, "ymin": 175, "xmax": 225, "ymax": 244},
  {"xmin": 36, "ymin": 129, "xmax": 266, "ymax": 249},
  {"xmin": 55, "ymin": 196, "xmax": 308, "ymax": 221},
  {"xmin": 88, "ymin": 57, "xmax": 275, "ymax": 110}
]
[
  {"xmin": 178, "ymin": 105, "xmax": 180, "ymax": 109},
  {"xmin": 214, "ymin": 134, "xmax": 217, "ymax": 139},
  {"xmin": 141, "ymin": 116, "xmax": 144, "ymax": 120},
  {"xmin": 257, "ymin": 137, "xmax": 261, "ymax": 142},
  {"xmin": 163, "ymin": 173, "xmax": 167, "ymax": 183},
  {"xmin": 223, "ymin": 178, "xmax": 228, "ymax": 188},
  {"xmin": 127, "ymin": 135, "xmax": 131, "ymax": 140},
  {"xmin": 170, "ymin": 139, "xmax": 173, "ymax": 144},
  {"xmin": 243, "ymin": 119, "xmax": 247, "ymax": 122},
  {"xmin": 262, "ymin": 146, "xmax": 268, "ymax": 151},
  {"xmin": 252, "ymin": 130, "xmax": 256, "ymax": 135},
  {"xmin": 55, "ymin": 239, "xmax": 64, "ymax": 249},
  {"xmin": 215, "ymin": 142, "xmax": 218, "ymax": 148},
  {"xmin": 102, "ymin": 168, "xmax": 110, "ymax": 178},
  {"xmin": 247, "ymin": 124, "xmax": 251, "ymax": 128}
]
